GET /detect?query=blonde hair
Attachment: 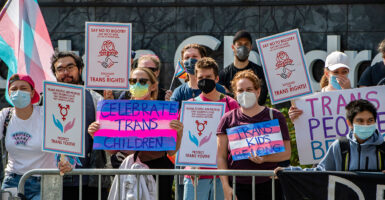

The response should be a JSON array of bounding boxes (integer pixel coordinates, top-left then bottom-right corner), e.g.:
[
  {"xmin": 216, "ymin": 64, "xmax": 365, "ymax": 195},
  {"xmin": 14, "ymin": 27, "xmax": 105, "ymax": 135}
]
[
  {"xmin": 231, "ymin": 70, "xmax": 261, "ymax": 95},
  {"xmin": 378, "ymin": 39, "xmax": 385, "ymax": 58},
  {"xmin": 138, "ymin": 55, "xmax": 161, "ymax": 70},
  {"xmin": 320, "ymin": 68, "xmax": 329, "ymax": 89},
  {"xmin": 130, "ymin": 67, "xmax": 158, "ymax": 100}
]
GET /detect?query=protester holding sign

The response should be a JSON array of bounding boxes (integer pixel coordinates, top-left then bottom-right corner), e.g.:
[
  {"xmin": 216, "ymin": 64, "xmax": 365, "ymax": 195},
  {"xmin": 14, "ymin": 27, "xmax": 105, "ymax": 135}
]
[
  {"xmin": 88, "ymin": 67, "xmax": 184, "ymax": 200},
  {"xmin": 0, "ymin": 74, "xmax": 70, "ymax": 200},
  {"xmin": 276, "ymin": 99, "xmax": 385, "ymax": 173},
  {"xmin": 170, "ymin": 44, "xmax": 226, "ymax": 106},
  {"xmin": 182, "ymin": 57, "xmax": 239, "ymax": 200},
  {"xmin": 289, "ymin": 51, "xmax": 352, "ymax": 121},
  {"xmin": 217, "ymin": 70, "xmax": 291, "ymax": 200}
]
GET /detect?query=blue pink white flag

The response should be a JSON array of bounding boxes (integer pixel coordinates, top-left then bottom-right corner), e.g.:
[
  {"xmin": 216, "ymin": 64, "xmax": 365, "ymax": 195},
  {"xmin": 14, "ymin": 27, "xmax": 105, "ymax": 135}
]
[
  {"xmin": 175, "ymin": 60, "xmax": 187, "ymax": 79},
  {"xmin": 93, "ymin": 100, "xmax": 179, "ymax": 151},
  {"xmin": 226, "ymin": 119, "xmax": 285, "ymax": 161},
  {"xmin": 0, "ymin": 0, "xmax": 55, "ymax": 101}
]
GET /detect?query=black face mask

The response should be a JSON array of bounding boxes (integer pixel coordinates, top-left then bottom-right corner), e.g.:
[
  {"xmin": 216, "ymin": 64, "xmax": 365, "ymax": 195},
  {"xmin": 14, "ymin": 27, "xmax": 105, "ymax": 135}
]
[{"xmin": 198, "ymin": 79, "xmax": 216, "ymax": 94}]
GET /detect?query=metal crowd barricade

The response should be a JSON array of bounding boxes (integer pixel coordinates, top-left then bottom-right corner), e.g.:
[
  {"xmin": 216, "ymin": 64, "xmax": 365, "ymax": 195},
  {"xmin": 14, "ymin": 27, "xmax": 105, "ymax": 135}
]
[{"xmin": 17, "ymin": 169, "xmax": 276, "ymax": 200}]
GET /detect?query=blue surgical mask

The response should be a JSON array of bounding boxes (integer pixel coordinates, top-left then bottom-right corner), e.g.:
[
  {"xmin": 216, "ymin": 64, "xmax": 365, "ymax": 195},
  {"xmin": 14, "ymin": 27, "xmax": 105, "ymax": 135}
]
[
  {"xmin": 10, "ymin": 90, "xmax": 31, "ymax": 108},
  {"xmin": 353, "ymin": 123, "xmax": 377, "ymax": 140},
  {"xmin": 183, "ymin": 58, "xmax": 198, "ymax": 75},
  {"xmin": 330, "ymin": 75, "xmax": 342, "ymax": 90}
]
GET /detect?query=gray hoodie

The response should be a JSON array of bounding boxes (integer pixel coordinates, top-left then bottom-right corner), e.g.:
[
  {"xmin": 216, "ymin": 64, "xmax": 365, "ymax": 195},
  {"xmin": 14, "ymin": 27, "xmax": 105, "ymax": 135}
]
[{"xmin": 287, "ymin": 130, "xmax": 384, "ymax": 171}]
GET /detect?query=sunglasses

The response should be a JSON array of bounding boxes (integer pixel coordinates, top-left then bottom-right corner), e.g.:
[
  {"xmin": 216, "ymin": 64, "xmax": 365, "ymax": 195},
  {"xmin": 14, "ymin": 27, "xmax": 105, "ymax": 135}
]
[{"xmin": 129, "ymin": 78, "xmax": 149, "ymax": 85}]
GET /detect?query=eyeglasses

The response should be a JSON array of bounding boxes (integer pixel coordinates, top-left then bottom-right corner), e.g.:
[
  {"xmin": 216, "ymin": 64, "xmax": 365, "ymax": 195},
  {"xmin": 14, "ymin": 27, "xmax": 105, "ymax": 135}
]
[
  {"xmin": 56, "ymin": 64, "xmax": 77, "ymax": 74},
  {"xmin": 129, "ymin": 78, "xmax": 149, "ymax": 85}
]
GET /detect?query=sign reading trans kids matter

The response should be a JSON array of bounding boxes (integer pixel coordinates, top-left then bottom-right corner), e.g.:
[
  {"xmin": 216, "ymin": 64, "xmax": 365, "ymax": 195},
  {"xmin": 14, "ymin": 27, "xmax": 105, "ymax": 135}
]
[
  {"xmin": 256, "ymin": 29, "xmax": 313, "ymax": 104},
  {"xmin": 85, "ymin": 22, "xmax": 131, "ymax": 90},
  {"xmin": 294, "ymin": 86, "xmax": 385, "ymax": 165},
  {"xmin": 93, "ymin": 100, "xmax": 179, "ymax": 151},
  {"xmin": 176, "ymin": 101, "xmax": 225, "ymax": 167},
  {"xmin": 226, "ymin": 119, "xmax": 285, "ymax": 161},
  {"xmin": 43, "ymin": 81, "xmax": 85, "ymax": 157}
]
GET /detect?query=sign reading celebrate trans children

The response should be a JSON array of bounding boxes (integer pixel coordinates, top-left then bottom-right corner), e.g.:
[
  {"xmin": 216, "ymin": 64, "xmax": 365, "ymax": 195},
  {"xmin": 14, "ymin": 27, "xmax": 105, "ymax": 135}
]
[
  {"xmin": 226, "ymin": 119, "xmax": 285, "ymax": 161},
  {"xmin": 293, "ymin": 86, "xmax": 385, "ymax": 165},
  {"xmin": 256, "ymin": 29, "xmax": 313, "ymax": 104},
  {"xmin": 93, "ymin": 100, "xmax": 179, "ymax": 151},
  {"xmin": 85, "ymin": 22, "xmax": 132, "ymax": 90}
]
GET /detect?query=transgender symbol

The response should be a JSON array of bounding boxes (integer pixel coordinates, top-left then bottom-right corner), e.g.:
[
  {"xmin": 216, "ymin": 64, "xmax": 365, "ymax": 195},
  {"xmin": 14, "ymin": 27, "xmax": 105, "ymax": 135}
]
[
  {"xmin": 188, "ymin": 120, "xmax": 212, "ymax": 147},
  {"xmin": 53, "ymin": 104, "xmax": 76, "ymax": 134}
]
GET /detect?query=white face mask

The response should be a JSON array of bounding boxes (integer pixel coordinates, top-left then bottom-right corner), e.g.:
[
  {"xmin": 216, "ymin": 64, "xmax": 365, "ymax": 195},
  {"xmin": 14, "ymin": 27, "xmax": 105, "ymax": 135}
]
[{"xmin": 237, "ymin": 91, "xmax": 257, "ymax": 109}]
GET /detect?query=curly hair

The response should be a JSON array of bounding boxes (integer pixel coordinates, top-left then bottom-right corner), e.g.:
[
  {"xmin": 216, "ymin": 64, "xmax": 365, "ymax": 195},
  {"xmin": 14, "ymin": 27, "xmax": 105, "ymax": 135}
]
[{"xmin": 195, "ymin": 57, "xmax": 218, "ymax": 77}]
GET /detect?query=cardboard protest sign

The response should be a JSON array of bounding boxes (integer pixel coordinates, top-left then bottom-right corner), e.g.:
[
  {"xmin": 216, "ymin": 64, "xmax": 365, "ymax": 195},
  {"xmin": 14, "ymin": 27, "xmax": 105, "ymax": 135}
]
[
  {"xmin": 43, "ymin": 81, "xmax": 85, "ymax": 157},
  {"xmin": 226, "ymin": 119, "xmax": 285, "ymax": 161},
  {"xmin": 85, "ymin": 22, "xmax": 131, "ymax": 90},
  {"xmin": 93, "ymin": 100, "xmax": 179, "ymax": 151},
  {"xmin": 294, "ymin": 86, "xmax": 385, "ymax": 165},
  {"xmin": 256, "ymin": 29, "xmax": 313, "ymax": 104},
  {"xmin": 176, "ymin": 101, "xmax": 225, "ymax": 167}
]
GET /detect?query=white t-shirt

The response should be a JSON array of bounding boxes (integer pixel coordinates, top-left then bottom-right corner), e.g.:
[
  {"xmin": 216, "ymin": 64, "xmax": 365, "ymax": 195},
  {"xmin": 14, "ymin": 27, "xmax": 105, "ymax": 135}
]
[{"xmin": 0, "ymin": 105, "xmax": 56, "ymax": 175}]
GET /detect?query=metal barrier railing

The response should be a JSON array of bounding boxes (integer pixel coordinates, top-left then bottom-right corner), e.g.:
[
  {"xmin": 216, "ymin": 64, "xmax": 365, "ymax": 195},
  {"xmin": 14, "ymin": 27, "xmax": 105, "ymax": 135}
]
[{"xmin": 17, "ymin": 169, "xmax": 276, "ymax": 200}]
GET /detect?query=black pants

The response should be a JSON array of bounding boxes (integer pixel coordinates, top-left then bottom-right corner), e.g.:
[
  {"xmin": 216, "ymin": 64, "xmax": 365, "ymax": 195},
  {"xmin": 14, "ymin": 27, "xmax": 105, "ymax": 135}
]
[
  {"xmin": 234, "ymin": 180, "xmax": 283, "ymax": 200},
  {"xmin": 63, "ymin": 186, "xmax": 108, "ymax": 200}
]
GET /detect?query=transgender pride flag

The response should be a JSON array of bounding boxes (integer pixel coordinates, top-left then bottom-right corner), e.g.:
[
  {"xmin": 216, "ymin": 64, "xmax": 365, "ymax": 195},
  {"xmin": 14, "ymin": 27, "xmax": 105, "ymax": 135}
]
[
  {"xmin": 226, "ymin": 119, "xmax": 285, "ymax": 161},
  {"xmin": 0, "ymin": 0, "xmax": 55, "ymax": 100}
]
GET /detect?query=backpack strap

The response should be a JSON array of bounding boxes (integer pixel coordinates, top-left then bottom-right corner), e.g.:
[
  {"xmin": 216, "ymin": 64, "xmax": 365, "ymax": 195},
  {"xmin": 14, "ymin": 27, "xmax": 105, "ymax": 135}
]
[
  {"xmin": 338, "ymin": 137, "xmax": 350, "ymax": 171},
  {"xmin": 376, "ymin": 142, "xmax": 385, "ymax": 171},
  {"xmin": 269, "ymin": 107, "xmax": 273, "ymax": 120},
  {"xmin": 3, "ymin": 107, "xmax": 14, "ymax": 138}
]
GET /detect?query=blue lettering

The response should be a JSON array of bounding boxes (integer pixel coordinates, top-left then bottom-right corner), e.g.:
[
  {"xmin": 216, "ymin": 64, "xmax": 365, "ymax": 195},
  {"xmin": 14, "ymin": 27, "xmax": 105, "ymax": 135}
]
[
  {"xmin": 336, "ymin": 116, "xmax": 349, "ymax": 137},
  {"xmin": 322, "ymin": 117, "xmax": 335, "ymax": 138},
  {"xmin": 311, "ymin": 141, "xmax": 324, "ymax": 160}
]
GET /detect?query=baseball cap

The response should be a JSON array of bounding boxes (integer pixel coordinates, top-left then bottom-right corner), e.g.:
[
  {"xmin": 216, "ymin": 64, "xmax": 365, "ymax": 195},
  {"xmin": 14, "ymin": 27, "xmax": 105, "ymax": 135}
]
[
  {"xmin": 233, "ymin": 30, "xmax": 252, "ymax": 44},
  {"xmin": 325, "ymin": 51, "xmax": 350, "ymax": 71},
  {"xmin": 8, "ymin": 74, "xmax": 40, "ymax": 104}
]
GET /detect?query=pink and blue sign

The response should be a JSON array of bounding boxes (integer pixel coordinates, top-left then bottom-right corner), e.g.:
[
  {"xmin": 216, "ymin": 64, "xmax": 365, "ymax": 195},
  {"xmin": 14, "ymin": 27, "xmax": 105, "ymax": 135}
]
[
  {"xmin": 93, "ymin": 100, "xmax": 179, "ymax": 151},
  {"xmin": 226, "ymin": 119, "xmax": 285, "ymax": 161}
]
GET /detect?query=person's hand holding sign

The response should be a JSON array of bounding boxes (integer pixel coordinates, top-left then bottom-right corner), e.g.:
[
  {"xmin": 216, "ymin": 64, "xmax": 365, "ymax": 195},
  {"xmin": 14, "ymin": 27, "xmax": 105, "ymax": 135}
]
[
  {"xmin": 167, "ymin": 120, "xmax": 183, "ymax": 156},
  {"xmin": 248, "ymin": 151, "xmax": 265, "ymax": 164},
  {"xmin": 88, "ymin": 121, "xmax": 100, "ymax": 139}
]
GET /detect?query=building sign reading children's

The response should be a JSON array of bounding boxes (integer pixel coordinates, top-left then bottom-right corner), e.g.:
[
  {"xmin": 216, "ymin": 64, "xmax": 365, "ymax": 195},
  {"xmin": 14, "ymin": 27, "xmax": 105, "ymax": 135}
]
[
  {"xmin": 256, "ymin": 29, "xmax": 313, "ymax": 104},
  {"xmin": 226, "ymin": 119, "xmax": 285, "ymax": 161},
  {"xmin": 176, "ymin": 101, "xmax": 225, "ymax": 167},
  {"xmin": 93, "ymin": 100, "xmax": 179, "ymax": 151},
  {"xmin": 85, "ymin": 22, "xmax": 132, "ymax": 90},
  {"xmin": 43, "ymin": 81, "xmax": 85, "ymax": 157},
  {"xmin": 293, "ymin": 86, "xmax": 385, "ymax": 165}
]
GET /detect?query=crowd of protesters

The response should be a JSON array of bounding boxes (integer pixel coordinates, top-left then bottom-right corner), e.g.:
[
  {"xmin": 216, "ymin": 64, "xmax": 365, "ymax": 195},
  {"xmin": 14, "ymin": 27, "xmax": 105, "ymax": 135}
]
[{"xmin": 0, "ymin": 30, "xmax": 385, "ymax": 200}]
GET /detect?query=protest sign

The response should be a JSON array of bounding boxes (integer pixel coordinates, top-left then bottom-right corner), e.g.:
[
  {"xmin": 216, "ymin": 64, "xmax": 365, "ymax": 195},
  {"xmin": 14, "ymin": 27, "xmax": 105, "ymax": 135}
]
[
  {"xmin": 85, "ymin": 22, "xmax": 132, "ymax": 90},
  {"xmin": 226, "ymin": 119, "xmax": 285, "ymax": 161},
  {"xmin": 43, "ymin": 81, "xmax": 85, "ymax": 157},
  {"xmin": 176, "ymin": 101, "xmax": 225, "ymax": 167},
  {"xmin": 93, "ymin": 100, "xmax": 179, "ymax": 151},
  {"xmin": 294, "ymin": 86, "xmax": 385, "ymax": 165},
  {"xmin": 256, "ymin": 29, "xmax": 313, "ymax": 104}
]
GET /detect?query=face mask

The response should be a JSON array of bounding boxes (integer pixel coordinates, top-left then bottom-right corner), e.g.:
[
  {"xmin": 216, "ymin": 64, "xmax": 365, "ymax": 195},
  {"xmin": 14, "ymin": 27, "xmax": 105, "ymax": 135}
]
[
  {"xmin": 236, "ymin": 46, "xmax": 250, "ymax": 62},
  {"xmin": 330, "ymin": 75, "xmax": 342, "ymax": 90},
  {"xmin": 353, "ymin": 123, "xmax": 377, "ymax": 140},
  {"xmin": 184, "ymin": 58, "xmax": 198, "ymax": 75},
  {"xmin": 198, "ymin": 79, "xmax": 216, "ymax": 94},
  {"xmin": 237, "ymin": 91, "xmax": 257, "ymax": 109},
  {"xmin": 129, "ymin": 83, "xmax": 149, "ymax": 99},
  {"xmin": 10, "ymin": 90, "xmax": 31, "ymax": 108}
]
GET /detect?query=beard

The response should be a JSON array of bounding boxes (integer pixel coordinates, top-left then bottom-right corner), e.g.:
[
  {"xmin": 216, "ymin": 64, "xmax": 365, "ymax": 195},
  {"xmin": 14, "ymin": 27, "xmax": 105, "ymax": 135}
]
[{"xmin": 59, "ymin": 74, "xmax": 81, "ymax": 84}]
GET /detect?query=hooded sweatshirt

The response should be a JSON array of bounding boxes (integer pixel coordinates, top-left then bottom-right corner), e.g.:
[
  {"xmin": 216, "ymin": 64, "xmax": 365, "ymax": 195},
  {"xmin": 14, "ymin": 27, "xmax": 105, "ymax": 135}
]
[{"xmin": 286, "ymin": 130, "xmax": 384, "ymax": 171}]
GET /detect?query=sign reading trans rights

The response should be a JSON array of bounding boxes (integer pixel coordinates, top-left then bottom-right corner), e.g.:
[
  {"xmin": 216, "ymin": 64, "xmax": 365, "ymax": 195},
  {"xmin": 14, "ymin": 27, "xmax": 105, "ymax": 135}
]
[
  {"xmin": 256, "ymin": 29, "xmax": 313, "ymax": 104},
  {"xmin": 93, "ymin": 100, "xmax": 179, "ymax": 151},
  {"xmin": 226, "ymin": 119, "xmax": 285, "ymax": 161},
  {"xmin": 85, "ymin": 22, "xmax": 132, "ymax": 90},
  {"xmin": 294, "ymin": 86, "xmax": 385, "ymax": 165}
]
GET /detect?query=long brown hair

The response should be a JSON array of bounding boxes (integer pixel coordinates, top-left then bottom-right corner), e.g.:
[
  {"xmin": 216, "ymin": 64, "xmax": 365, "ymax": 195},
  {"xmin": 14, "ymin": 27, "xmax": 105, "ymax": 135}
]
[
  {"xmin": 320, "ymin": 68, "xmax": 329, "ymax": 89},
  {"xmin": 130, "ymin": 67, "xmax": 158, "ymax": 100}
]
